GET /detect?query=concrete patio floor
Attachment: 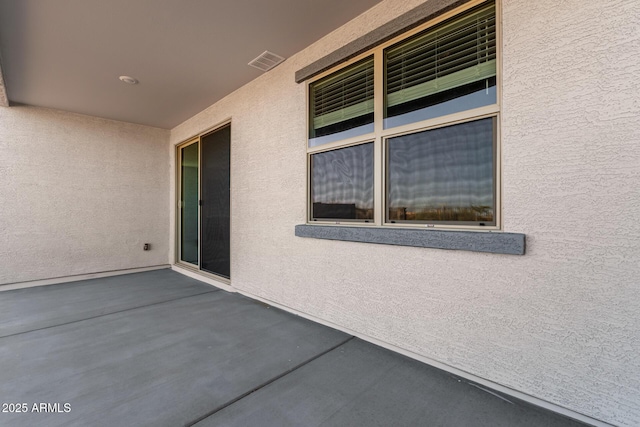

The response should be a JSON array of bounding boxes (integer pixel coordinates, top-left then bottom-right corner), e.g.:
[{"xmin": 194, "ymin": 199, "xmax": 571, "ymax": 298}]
[{"xmin": 0, "ymin": 269, "xmax": 587, "ymax": 426}]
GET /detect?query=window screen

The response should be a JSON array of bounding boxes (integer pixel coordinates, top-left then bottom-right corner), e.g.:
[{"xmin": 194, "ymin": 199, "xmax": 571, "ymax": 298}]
[
  {"xmin": 311, "ymin": 142, "xmax": 374, "ymax": 221},
  {"xmin": 387, "ymin": 118, "xmax": 495, "ymax": 225}
]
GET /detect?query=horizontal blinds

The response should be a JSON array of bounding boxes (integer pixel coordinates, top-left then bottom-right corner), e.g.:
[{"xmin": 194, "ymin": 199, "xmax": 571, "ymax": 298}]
[
  {"xmin": 385, "ymin": 2, "xmax": 496, "ymax": 108},
  {"xmin": 311, "ymin": 57, "xmax": 374, "ymax": 129}
]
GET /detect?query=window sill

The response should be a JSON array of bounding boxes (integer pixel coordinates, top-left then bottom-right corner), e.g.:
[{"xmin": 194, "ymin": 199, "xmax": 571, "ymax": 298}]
[{"xmin": 295, "ymin": 224, "xmax": 525, "ymax": 255}]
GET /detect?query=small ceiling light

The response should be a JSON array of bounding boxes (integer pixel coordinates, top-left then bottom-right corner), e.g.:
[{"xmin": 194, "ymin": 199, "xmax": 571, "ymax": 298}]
[{"xmin": 118, "ymin": 75, "xmax": 138, "ymax": 85}]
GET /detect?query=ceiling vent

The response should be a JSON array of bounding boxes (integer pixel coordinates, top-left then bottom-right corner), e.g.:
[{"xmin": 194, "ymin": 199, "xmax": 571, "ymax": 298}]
[{"xmin": 248, "ymin": 51, "xmax": 285, "ymax": 72}]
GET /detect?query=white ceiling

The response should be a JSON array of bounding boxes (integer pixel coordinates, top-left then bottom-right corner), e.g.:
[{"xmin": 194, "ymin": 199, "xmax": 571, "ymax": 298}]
[{"xmin": 0, "ymin": 0, "xmax": 382, "ymax": 129}]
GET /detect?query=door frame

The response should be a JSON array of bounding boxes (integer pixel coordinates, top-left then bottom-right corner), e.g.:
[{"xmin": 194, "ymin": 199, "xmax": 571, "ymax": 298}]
[
  {"xmin": 176, "ymin": 137, "xmax": 200, "ymax": 269},
  {"xmin": 175, "ymin": 120, "xmax": 232, "ymax": 285}
]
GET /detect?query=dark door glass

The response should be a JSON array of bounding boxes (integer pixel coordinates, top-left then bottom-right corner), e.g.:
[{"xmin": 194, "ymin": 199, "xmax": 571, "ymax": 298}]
[{"xmin": 200, "ymin": 125, "xmax": 231, "ymax": 278}]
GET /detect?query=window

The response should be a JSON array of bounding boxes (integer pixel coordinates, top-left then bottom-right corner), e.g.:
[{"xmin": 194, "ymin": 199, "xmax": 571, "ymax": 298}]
[
  {"xmin": 307, "ymin": 0, "xmax": 499, "ymax": 228},
  {"xmin": 311, "ymin": 142, "xmax": 374, "ymax": 221},
  {"xmin": 387, "ymin": 117, "xmax": 495, "ymax": 225},
  {"xmin": 309, "ymin": 57, "xmax": 374, "ymax": 147}
]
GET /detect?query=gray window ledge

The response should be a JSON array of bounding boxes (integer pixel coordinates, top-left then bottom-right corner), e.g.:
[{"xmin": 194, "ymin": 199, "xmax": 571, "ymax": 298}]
[{"xmin": 295, "ymin": 225, "xmax": 526, "ymax": 255}]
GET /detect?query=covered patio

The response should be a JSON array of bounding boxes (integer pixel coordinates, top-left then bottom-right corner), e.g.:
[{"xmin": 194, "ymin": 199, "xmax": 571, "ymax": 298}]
[{"xmin": 1, "ymin": 269, "xmax": 585, "ymax": 426}]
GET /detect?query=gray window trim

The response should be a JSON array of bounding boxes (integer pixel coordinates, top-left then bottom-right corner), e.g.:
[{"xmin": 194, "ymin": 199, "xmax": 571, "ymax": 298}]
[
  {"xmin": 295, "ymin": 225, "xmax": 525, "ymax": 255},
  {"xmin": 295, "ymin": 0, "xmax": 470, "ymax": 84}
]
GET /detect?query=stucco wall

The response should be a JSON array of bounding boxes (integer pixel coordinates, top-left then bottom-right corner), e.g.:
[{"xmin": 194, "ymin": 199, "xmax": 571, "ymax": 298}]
[
  {"xmin": 0, "ymin": 106, "xmax": 170, "ymax": 285},
  {"xmin": 170, "ymin": 0, "xmax": 640, "ymax": 425}
]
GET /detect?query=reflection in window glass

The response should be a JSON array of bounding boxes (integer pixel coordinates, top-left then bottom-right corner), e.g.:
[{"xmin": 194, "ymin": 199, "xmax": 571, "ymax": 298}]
[
  {"xmin": 383, "ymin": 81, "xmax": 496, "ymax": 129},
  {"xmin": 311, "ymin": 143, "xmax": 374, "ymax": 221},
  {"xmin": 387, "ymin": 118, "xmax": 495, "ymax": 224}
]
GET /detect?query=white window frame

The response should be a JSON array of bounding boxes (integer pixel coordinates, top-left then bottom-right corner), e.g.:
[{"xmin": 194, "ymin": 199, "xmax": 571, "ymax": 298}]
[{"xmin": 306, "ymin": 0, "xmax": 501, "ymax": 231}]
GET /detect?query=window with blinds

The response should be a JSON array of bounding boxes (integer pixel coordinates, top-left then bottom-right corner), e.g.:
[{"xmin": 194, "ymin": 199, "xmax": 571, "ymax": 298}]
[
  {"xmin": 384, "ymin": 2, "xmax": 496, "ymax": 128},
  {"xmin": 305, "ymin": 0, "xmax": 500, "ymax": 227},
  {"xmin": 309, "ymin": 56, "xmax": 374, "ymax": 147}
]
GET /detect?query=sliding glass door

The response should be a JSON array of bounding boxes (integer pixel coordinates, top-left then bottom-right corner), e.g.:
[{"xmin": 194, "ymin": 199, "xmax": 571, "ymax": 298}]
[
  {"xmin": 179, "ymin": 141, "xmax": 199, "ymax": 266},
  {"xmin": 177, "ymin": 124, "xmax": 231, "ymax": 279},
  {"xmin": 200, "ymin": 125, "xmax": 231, "ymax": 278}
]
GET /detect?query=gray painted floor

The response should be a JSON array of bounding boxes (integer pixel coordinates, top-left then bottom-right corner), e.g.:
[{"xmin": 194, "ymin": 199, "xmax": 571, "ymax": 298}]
[
  {"xmin": 0, "ymin": 270, "xmax": 212, "ymax": 337},
  {"xmin": 0, "ymin": 269, "xmax": 587, "ymax": 427}
]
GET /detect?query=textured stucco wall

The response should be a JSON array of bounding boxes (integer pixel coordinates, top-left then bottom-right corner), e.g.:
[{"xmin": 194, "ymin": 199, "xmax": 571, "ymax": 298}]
[
  {"xmin": 0, "ymin": 106, "xmax": 170, "ymax": 285},
  {"xmin": 0, "ymin": 64, "xmax": 8, "ymax": 107},
  {"xmin": 170, "ymin": 0, "xmax": 640, "ymax": 425}
]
